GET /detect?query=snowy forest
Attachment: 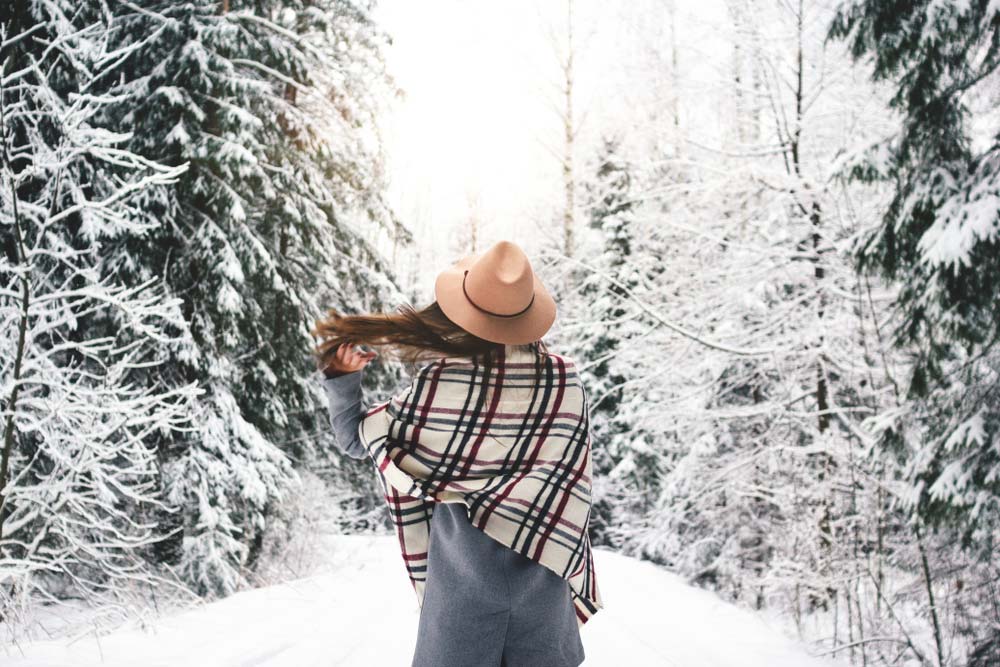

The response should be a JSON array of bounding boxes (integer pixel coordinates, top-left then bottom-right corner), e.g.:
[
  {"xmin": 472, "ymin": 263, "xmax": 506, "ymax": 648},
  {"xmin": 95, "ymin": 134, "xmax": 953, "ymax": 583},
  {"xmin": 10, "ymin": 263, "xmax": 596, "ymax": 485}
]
[{"xmin": 2, "ymin": 0, "xmax": 999, "ymax": 666}]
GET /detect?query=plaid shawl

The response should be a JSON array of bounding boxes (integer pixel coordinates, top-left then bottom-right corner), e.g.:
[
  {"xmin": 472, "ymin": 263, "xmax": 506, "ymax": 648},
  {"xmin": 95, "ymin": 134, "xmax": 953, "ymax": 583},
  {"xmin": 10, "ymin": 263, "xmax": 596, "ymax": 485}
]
[{"xmin": 358, "ymin": 344, "xmax": 603, "ymax": 627}]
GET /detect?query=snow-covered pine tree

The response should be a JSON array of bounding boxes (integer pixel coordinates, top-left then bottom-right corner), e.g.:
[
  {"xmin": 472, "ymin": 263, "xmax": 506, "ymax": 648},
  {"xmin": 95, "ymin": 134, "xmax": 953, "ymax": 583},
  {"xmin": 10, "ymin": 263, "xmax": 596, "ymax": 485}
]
[
  {"xmin": 248, "ymin": 0, "xmax": 414, "ymax": 543},
  {"xmin": 829, "ymin": 0, "xmax": 1000, "ymax": 543},
  {"xmin": 826, "ymin": 4, "xmax": 1000, "ymax": 660},
  {"xmin": 571, "ymin": 135, "xmax": 662, "ymax": 546},
  {"xmin": 581, "ymin": 0, "xmax": 908, "ymax": 640},
  {"xmin": 580, "ymin": 135, "xmax": 636, "ymax": 414},
  {"xmin": 0, "ymin": 0, "xmax": 201, "ymax": 633},
  {"xmin": 668, "ymin": 0, "xmax": 903, "ymax": 619},
  {"xmin": 91, "ymin": 0, "xmax": 408, "ymax": 595}
]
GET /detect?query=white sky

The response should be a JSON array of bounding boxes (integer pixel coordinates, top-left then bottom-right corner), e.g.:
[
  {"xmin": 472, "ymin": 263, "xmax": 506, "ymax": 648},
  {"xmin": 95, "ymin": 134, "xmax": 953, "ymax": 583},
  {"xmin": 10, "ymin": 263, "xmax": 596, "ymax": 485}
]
[{"xmin": 371, "ymin": 0, "xmax": 728, "ymax": 299}]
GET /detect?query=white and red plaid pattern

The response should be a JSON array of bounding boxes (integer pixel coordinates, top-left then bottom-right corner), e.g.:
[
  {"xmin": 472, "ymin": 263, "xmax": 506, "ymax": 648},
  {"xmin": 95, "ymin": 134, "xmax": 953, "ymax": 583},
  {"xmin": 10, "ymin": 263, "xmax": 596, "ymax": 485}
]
[{"xmin": 359, "ymin": 345, "xmax": 603, "ymax": 627}]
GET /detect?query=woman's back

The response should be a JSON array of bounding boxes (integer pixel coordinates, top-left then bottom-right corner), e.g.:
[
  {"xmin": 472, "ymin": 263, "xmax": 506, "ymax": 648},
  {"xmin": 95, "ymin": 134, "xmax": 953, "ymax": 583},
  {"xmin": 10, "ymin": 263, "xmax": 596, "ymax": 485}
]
[
  {"xmin": 389, "ymin": 346, "xmax": 586, "ymax": 475},
  {"xmin": 358, "ymin": 342, "xmax": 602, "ymax": 628},
  {"xmin": 320, "ymin": 343, "xmax": 595, "ymax": 665}
]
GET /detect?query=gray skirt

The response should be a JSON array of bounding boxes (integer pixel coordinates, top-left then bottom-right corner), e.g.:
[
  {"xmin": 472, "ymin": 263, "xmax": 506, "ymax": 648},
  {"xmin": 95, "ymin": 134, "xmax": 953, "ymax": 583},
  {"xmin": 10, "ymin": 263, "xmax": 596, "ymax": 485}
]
[{"xmin": 411, "ymin": 502, "xmax": 586, "ymax": 667}]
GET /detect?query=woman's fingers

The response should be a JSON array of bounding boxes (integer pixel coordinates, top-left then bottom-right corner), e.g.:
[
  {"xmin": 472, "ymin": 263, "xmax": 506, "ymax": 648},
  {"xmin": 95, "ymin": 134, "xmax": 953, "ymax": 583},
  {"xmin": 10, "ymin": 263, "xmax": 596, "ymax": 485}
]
[
  {"xmin": 345, "ymin": 343, "xmax": 362, "ymax": 368},
  {"xmin": 328, "ymin": 342, "xmax": 376, "ymax": 373},
  {"xmin": 331, "ymin": 343, "xmax": 350, "ymax": 371}
]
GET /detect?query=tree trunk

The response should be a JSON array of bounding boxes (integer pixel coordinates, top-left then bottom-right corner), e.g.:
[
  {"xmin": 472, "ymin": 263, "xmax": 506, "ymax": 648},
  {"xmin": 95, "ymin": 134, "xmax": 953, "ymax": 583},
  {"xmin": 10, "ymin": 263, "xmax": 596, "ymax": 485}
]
[
  {"xmin": 0, "ymin": 71, "xmax": 31, "ymax": 553},
  {"xmin": 562, "ymin": 0, "xmax": 576, "ymax": 258},
  {"xmin": 915, "ymin": 521, "xmax": 945, "ymax": 667}
]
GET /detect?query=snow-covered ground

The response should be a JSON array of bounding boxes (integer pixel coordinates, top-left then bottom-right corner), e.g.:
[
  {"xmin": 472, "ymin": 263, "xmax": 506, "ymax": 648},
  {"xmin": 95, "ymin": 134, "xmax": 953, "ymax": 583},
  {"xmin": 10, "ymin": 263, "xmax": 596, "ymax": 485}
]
[{"xmin": 3, "ymin": 534, "xmax": 842, "ymax": 666}]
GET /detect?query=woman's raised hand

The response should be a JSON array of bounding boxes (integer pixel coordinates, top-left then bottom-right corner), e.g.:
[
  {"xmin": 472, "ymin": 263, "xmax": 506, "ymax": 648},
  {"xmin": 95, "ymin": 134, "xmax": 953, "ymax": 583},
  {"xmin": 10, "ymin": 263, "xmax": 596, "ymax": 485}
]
[{"xmin": 322, "ymin": 342, "xmax": 378, "ymax": 378}]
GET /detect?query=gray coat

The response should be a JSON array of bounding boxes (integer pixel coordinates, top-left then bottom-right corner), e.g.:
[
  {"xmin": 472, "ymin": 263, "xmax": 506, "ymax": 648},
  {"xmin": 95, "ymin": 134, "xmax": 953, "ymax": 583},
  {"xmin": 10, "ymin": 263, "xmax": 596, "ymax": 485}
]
[{"xmin": 321, "ymin": 369, "xmax": 586, "ymax": 667}]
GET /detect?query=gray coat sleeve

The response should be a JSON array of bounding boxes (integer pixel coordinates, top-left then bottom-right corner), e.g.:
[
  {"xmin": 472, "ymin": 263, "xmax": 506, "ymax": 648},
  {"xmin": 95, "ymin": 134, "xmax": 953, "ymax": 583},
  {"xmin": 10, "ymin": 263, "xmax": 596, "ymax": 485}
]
[{"xmin": 321, "ymin": 369, "xmax": 368, "ymax": 460}]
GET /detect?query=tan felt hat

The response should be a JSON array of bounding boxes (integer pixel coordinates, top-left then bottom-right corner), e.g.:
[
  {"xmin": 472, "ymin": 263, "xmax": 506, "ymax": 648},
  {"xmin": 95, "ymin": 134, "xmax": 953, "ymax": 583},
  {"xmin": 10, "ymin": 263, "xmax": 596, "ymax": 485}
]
[{"xmin": 434, "ymin": 240, "xmax": 557, "ymax": 345}]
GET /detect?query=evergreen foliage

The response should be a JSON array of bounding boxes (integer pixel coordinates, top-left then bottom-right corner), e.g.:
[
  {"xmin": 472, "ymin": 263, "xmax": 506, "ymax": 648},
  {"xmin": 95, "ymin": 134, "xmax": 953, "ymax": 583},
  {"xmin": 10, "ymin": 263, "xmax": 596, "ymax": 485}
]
[
  {"xmin": 829, "ymin": 0, "xmax": 1000, "ymax": 539},
  {"xmin": 572, "ymin": 136, "xmax": 663, "ymax": 547},
  {"xmin": 1, "ymin": 0, "xmax": 407, "ymax": 609},
  {"xmin": 0, "ymin": 0, "xmax": 201, "ymax": 621}
]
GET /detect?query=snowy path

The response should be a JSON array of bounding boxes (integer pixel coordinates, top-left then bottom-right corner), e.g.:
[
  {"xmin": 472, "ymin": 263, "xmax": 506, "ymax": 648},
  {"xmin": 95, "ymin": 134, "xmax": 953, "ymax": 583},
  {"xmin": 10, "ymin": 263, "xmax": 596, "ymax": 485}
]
[{"xmin": 4, "ymin": 535, "xmax": 841, "ymax": 666}]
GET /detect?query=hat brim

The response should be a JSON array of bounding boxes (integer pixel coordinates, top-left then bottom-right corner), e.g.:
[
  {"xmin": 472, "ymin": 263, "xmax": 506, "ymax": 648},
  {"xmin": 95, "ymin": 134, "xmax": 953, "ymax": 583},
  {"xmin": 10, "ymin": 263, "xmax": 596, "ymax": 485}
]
[{"xmin": 434, "ymin": 254, "xmax": 557, "ymax": 345}]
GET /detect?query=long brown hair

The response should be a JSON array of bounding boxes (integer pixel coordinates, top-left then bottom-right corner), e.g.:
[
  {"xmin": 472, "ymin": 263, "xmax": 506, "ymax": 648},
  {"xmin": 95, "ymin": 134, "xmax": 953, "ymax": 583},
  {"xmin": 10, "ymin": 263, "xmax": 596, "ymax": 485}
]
[{"xmin": 311, "ymin": 301, "xmax": 550, "ymax": 391}]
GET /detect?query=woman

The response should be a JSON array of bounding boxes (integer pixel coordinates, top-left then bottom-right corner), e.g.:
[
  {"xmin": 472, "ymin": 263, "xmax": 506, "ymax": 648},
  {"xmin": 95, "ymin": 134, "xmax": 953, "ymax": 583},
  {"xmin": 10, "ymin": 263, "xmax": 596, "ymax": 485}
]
[{"xmin": 312, "ymin": 240, "xmax": 603, "ymax": 667}]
